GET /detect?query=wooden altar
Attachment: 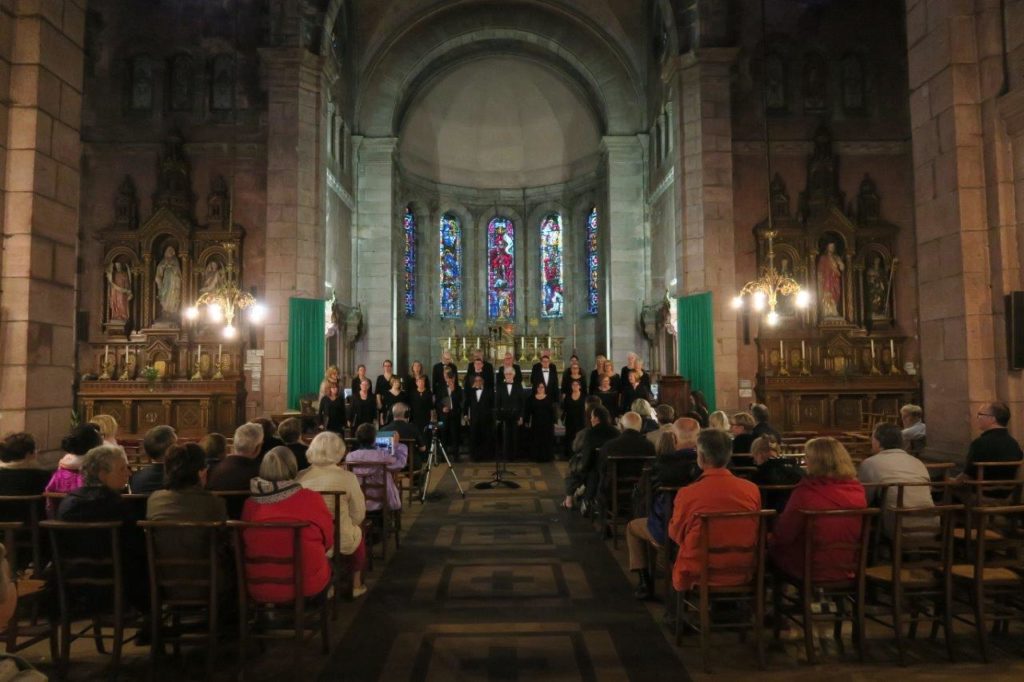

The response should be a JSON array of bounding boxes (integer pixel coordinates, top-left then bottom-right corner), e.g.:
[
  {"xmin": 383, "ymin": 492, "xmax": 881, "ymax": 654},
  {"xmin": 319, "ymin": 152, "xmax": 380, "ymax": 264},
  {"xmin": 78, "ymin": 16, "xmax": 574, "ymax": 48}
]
[{"xmin": 78, "ymin": 379, "xmax": 244, "ymax": 439}]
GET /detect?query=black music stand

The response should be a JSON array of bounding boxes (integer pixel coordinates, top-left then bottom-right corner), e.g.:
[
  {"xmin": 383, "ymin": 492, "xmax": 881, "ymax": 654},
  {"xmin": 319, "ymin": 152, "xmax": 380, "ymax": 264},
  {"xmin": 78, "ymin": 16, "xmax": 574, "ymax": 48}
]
[{"xmin": 475, "ymin": 407, "xmax": 521, "ymax": 489}]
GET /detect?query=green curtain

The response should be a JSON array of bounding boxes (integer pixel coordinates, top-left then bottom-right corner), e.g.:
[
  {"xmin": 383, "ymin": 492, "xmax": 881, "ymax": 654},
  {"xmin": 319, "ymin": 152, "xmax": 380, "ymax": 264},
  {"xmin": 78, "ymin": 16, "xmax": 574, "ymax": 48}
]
[
  {"xmin": 677, "ymin": 292, "xmax": 716, "ymax": 412},
  {"xmin": 287, "ymin": 297, "xmax": 326, "ymax": 411}
]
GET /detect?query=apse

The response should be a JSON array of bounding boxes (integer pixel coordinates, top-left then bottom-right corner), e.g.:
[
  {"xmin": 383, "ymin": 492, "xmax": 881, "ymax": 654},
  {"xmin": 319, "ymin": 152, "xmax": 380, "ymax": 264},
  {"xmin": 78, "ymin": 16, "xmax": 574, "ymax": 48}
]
[{"xmin": 398, "ymin": 56, "xmax": 601, "ymax": 189}]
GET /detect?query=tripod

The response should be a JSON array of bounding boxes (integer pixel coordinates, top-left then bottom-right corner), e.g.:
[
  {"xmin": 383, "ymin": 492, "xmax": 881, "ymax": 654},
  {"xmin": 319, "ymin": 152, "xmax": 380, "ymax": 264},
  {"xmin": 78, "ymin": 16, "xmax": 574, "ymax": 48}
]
[
  {"xmin": 420, "ymin": 425, "xmax": 466, "ymax": 503},
  {"xmin": 475, "ymin": 413, "xmax": 521, "ymax": 490}
]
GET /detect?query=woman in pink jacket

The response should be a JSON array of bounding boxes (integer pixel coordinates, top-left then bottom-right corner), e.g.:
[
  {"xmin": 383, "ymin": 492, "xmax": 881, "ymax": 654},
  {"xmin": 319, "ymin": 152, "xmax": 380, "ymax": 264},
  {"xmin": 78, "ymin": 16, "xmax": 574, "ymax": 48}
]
[
  {"xmin": 241, "ymin": 446, "xmax": 334, "ymax": 604},
  {"xmin": 44, "ymin": 424, "xmax": 103, "ymax": 516},
  {"xmin": 769, "ymin": 437, "xmax": 867, "ymax": 583}
]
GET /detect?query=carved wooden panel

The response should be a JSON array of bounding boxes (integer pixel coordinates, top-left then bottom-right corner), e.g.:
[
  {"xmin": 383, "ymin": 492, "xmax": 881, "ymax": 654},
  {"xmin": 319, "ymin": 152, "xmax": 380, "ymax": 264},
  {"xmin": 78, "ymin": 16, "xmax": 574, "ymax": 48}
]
[
  {"xmin": 136, "ymin": 402, "xmax": 165, "ymax": 430},
  {"xmin": 834, "ymin": 397, "xmax": 863, "ymax": 429},
  {"xmin": 94, "ymin": 401, "xmax": 128, "ymax": 427},
  {"xmin": 796, "ymin": 396, "xmax": 827, "ymax": 429},
  {"xmin": 175, "ymin": 402, "xmax": 202, "ymax": 431}
]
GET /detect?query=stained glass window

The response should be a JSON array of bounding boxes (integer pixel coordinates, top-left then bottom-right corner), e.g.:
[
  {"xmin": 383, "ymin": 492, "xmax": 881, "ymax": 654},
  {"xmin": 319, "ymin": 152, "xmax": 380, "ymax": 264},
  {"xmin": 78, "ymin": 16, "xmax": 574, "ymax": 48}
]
[
  {"xmin": 540, "ymin": 213, "xmax": 564, "ymax": 318},
  {"xmin": 487, "ymin": 217, "xmax": 515, "ymax": 320},
  {"xmin": 402, "ymin": 207, "xmax": 417, "ymax": 317},
  {"xmin": 439, "ymin": 213, "xmax": 463, "ymax": 318},
  {"xmin": 585, "ymin": 207, "xmax": 599, "ymax": 315}
]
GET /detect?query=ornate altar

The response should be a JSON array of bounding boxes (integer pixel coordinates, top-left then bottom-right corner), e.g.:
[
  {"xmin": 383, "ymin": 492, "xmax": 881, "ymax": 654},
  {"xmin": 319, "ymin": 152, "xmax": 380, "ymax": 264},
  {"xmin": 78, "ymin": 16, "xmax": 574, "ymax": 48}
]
[
  {"xmin": 753, "ymin": 126, "xmax": 920, "ymax": 430},
  {"xmin": 438, "ymin": 323, "xmax": 566, "ymax": 372},
  {"xmin": 79, "ymin": 134, "xmax": 246, "ymax": 435}
]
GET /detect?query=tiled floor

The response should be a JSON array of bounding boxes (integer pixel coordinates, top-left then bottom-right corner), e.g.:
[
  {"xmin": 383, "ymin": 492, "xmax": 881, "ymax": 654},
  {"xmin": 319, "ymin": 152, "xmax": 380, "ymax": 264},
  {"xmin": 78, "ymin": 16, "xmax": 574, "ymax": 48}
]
[{"xmin": 14, "ymin": 461, "xmax": 1024, "ymax": 680}]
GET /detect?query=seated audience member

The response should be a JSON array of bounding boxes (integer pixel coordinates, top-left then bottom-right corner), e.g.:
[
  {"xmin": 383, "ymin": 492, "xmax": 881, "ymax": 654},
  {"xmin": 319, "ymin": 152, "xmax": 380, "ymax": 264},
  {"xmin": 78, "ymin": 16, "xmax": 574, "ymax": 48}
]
[
  {"xmin": 0, "ymin": 433, "xmax": 51, "ymax": 496},
  {"xmin": 730, "ymin": 412, "xmax": 756, "ymax": 454},
  {"xmin": 253, "ymin": 417, "xmax": 284, "ymax": 457},
  {"xmin": 89, "ymin": 414, "xmax": 120, "ymax": 446},
  {"xmin": 56, "ymin": 444, "xmax": 148, "ymax": 611},
  {"xmin": 129, "ymin": 425, "xmax": 177, "ymax": 494},
  {"xmin": 241, "ymin": 447, "xmax": 334, "ymax": 604},
  {"xmin": 207, "ymin": 423, "xmax": 264, "ymax": 519},
  {"xmin": 769, "ymin": 437, "xmax": 867, "ymax": 582},
  {"xmin": 344, "ymin": 423, "xmax": 409, "ymax": 512},
  {"xmin": 146, "ymin": 443, "xmax": 228, "ymax": 599},
  {"xmin": 956, "ymin": 401, "xmax": 1023, "ymax": 495},
  {"xmin": 45, "ymin": 424, "xmax": 104, "ymax": 515},
  {"xmin": 645, "ymin": 404, "xmax": 676, "ymax": 446},
  {"xmin": 899, "ymin": 403, "xmax": 926, "ymax": 454},
  {"xmin": 625, "ymin": 427, "xmax": 697, "ymax": 599},
  {"xmin": 691, "ymin": 391, "xmax": 711, "ymax": 427},
  {"xmin": 595, "ymin": 412, "xmax": 657, "ymax": 515},
  {"xmin": 200, "ymin": 432, "xmax": 228, "ymax": 470},
  {"xmin": 278, "ymin": 417, "xmax": 310, "ymax": 471},
  {"xmin": 631, "ymin": 399, "xmax": 659, "ymax": 433},
  {"xmin": 668, "ymin": 429, "xmax": 761, "ymax": 592},
  {"xmin": 751, "ymin": 403, "xmax": 781, "ymax": 441},
  {"xmin": 857, "ymin": 422, "xmax": 935, "ymax": 537},
  {"xmin": 749, "ymin": 436, "xmax": 803, "ymax": 514},
  {"xmin": 663, "ymin": 417, "xmax": 703, "ymax": 487},
  {"xmin": 381, "ymin": 402, "xmax": 427, "ymax": 460},
  {"xmin": 562, "ymin": 405, "xmax": 620, "ymax": 510},
  {"xmin": 0, "ymin": 542, "xmax": 47, "ymax": 680},
  {"xmin": 708, "ymin": 410, "xmax": 730, "ymax": 432},
  {"xmin": 297, "ymin": 432, "xmax": 368, "ymax": 598}
]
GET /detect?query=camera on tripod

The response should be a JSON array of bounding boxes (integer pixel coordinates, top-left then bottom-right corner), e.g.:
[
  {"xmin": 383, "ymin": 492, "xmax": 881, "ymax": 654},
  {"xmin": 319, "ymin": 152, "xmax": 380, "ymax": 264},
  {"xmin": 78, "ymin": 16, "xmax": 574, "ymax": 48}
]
[{"xmin": 424, "ymin": 418, "xmax": 446, "ymax": 434}]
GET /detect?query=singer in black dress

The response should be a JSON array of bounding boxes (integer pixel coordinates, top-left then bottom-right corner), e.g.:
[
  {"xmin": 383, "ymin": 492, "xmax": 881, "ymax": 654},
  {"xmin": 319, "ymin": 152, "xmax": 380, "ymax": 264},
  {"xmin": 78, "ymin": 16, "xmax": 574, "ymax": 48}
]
[
  {"xmin": 561, "ymin": 357, "xmax": 588, "ymax": 397},
  {"xmin": 408, "ymin": 376, "xmax": 435, "ymax": 435},
  {"xmin": 524, "ymin": 381, "xmax": 557, "ymax": 463},
  {"xmin": 348, "ymin": 380, "xmax": 378, "ymax": 431},
  {"xmin": 379, "ymin": 376, "xmax": 408, "ymax": 426},
  {"xmin": 561, "ymin": 379, "xmax": 586, "ymax": 460},
  {"xmin": 318, "ymin": 384, "xmax": 347, "ymax": 434}
]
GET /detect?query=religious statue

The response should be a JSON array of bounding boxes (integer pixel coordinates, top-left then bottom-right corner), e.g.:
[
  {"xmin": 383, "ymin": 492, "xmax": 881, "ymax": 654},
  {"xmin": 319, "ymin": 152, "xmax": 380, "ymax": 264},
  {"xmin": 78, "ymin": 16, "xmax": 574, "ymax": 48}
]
[
  {"xmin": 199, "ymin": 259, "xmax": 224, "ymax": 295},
  {"xmin": 154, "ymin": 245, "xmax": 182, "ymax": 320},
  {"xmin": 866, "ymin": 254, "xmax": 890, "ymax": 318},
  {"xmin": 106, "ymin": 260, "xmax": 133, "ymax": 322},
  {"xmin": 765, "ymin": 54, "xmax": 787, "ymax": 111},
  {"xmin": 817, "ymin": 242, "xmax": 845, "ymax": 319}
]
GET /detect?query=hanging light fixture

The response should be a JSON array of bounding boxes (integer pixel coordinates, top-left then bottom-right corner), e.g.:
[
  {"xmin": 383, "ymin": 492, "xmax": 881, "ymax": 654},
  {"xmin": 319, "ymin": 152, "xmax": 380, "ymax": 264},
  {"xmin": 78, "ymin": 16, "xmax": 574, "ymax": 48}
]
[
  {"xmin": 183, "ymin": 242, "xmax": 264, "ymax": 339},
  {"xmin": 732, "ymin": 0, "xmax": 811, "ymax": 326}
]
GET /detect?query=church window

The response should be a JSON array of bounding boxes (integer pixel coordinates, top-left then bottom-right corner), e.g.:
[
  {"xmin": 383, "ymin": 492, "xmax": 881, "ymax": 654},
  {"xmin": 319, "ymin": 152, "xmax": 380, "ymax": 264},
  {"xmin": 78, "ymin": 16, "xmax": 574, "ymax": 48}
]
[
  {"xmin": 487, "ymin": 217, "xmax": 515, "ymax": 320},
  {"xmin": 403, "ymin": 207, "xmax": 417, "ymax": 317},
  {"xmin": 539, "ymin": 213, "xmax": 564, "ymax": 318},
  {"xmin": 439, "ymin": 213, "xmax": 463, "ymax": 319},
  {"xmin": 585, "ymin": 207, "xmax": 599, "ymax": 315},
  {"xmin": 210, "ymin": 54, "xmax": 235, "ymax": 111},
  {"xmin": 168, "ymin": 54, "xmax": 192, "ymax": 111},
  {"xmin": 129, "ymin": 55, "xmax": 154, "ymax": 110}
]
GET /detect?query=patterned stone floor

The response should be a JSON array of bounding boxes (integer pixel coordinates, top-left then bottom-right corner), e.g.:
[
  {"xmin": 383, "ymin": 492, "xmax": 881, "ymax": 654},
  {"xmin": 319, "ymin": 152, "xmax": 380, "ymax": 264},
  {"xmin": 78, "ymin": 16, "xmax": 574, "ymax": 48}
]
[{"xmin": 321, "ymin": 462, "xmax": 689, "ymax": 681}]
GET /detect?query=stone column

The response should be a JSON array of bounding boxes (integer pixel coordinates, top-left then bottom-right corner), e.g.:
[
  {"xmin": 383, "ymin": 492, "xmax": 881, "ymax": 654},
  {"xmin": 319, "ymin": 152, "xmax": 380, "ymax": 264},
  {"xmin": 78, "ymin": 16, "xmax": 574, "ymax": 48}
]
[
  {"xmin": 602, "ymin": 136, "xmax": 648, "ymax": 368},
  {"xmin": 673, "ymin": 48, "xmax": 740, "ymax": 411},
  {"xmin": 905, "ymin": 1, "xmax": 996, "ymax": 456},
  {"xmin": 353, "ymin": 137, "xmax": 398, "ymax": 371},
  {"xmin": 260, "ymin": 47, "xmax": 325, "ymax": 414},
  {"xmin": 0, "ymin": 1, "xmax": 85, "ymax": 455}
]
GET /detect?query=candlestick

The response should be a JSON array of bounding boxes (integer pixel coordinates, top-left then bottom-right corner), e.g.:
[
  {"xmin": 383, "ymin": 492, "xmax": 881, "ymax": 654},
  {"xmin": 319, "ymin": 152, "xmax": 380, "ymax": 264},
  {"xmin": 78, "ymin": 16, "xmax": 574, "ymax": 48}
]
[
  {"xmin": 777, "ymin": 339, "xmax": 789, "ymax": 376},
  {"xmin": 475, "ymin": 336, "xmax": 480, "ymax": 349},
  {"xmin": 446, "ymin": 336, "xmax": 451, "ymax": 350},
  {"xmin": 213, "ymin": 343, "xmax": 225, "ymax": 380},
  {"xmin": 104, "ymin": 345, "xmax": 109, "ymax": 364},
  {"xmin": 800, "ymin": 340, "xmax": 806, "ymax": 359},
  {"xmin": 461, "ymin": 337, "xmax": 466, "ymax": 350},
  {"xmin": 547, "ymin": 335, "xmax": 551, "ymax": 350},
  {"xmin": 889, "ymin": 338, "xmax": 895, "ymax": 358},
  {"xmin": 533, "ymin": 336, "xmax": 538, "ymax": 350},
  {"xmin": 521, "ymin": 336, "xmax": 525, "ymax": 350},
  {"xmin": 870, "ymin": 339, "xmax": 875, "ymax": 358}
]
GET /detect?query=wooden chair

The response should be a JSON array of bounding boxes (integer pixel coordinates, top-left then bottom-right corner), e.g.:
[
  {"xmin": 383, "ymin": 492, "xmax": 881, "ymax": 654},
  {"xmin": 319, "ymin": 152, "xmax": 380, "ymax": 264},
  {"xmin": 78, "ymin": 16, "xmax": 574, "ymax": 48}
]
[
  {"xmin": 344, "ymin": 461, "xmax": 398, "ymax": 561},
  {"xmin": 865, "ymin": 503, "xmax": 963, "ymax": 665},
  {"xmin": 139, "ymin": 520, "xmax": 226, "ymax": 680},
  {"xmin": 950, "ymin": 504, "xmax": 1024, "ymax": 662},
  {"xmin": 0, "ymin": 521, "xmax": 56, "ymax": 659},
  {"xmin": 315, "ymin": 490, "xmax": 350, "ymax": 619},
  {"xmin": 396, "ymin": 438, "xmax": 422, "ymax": 506},
  {"xmin": 604, "ymin": 455, "xmax": 654, "ymax": 548},
  {"xmin": 772, "ymin": 508, "xmax": 879, "ymax": 663},
  {"xmin": 211, "ymin": 489, "xmax": 252, "ymax": 520},
  {"xmin": 40, "ymin": 520, "xmax": 138, "ymax": 679},
  {"xmin": 0, "ymin": 495, "xmax": 45, "ymax": 576},
  {"xmin": 227, "ymin": 520, "xmax": 331, "ymax": 675},
  {"xmin": 675, "ymin": 510, "xmax": 776, "ymax": 673}
]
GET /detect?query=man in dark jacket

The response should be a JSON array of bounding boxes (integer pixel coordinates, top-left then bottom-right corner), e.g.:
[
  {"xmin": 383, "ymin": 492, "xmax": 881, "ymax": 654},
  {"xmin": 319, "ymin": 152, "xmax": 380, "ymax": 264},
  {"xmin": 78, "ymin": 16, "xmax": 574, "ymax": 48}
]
[
  {"xmin": 751, "ymin": 403, "xmax": 782, "ymax": 441},
  {"xmin": 595, "ymin": 412, "xmax": 657, "ymax": 521},
  {"xmin": 956, "ymin": 401, "xmax": 1023, "ymax": 497},
  {"xmin": 495, "ymin": 366, "xmax": 526, "ymax": 461},
  {"xmin": 464, "ymin": 351, "xmax": 495, "ymax": 394},
  {"xmin": 530, "ymin": 353, "xmax": 560, "ymax": 401},
  {"xmin": 381, "ymin": 402, "xmax": 428, "ymax": 464},
  {"xmin": 278, "ymin": 417, "xmax": 310, "ymax": 471},
  {"xmin": 431, "ymin": 350, "xmax": 458, "ymax": 394},
  {"xmin": 435, "ymin": 371, "xmax": 464, "ymax": 455},
  {"xmin": 562, "ymin": 405, "xmax": 619, "ymax": 508},
  {"xmin": 129, "ymin": 425, "xmax": 177, "ymax": 494},
  {"xmin": 464, "ymin": 374, "xmax": 495, "ymax": 461},
  {"xmin": 206, "ymin": 423, "xmax": 262, "ymax": 517}
]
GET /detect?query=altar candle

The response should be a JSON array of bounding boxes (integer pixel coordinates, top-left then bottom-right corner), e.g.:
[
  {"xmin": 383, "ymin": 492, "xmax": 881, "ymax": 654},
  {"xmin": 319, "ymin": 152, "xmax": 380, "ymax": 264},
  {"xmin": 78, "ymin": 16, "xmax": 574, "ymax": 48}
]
[
  {"xmin": 197, "ymin": 344, "xmax": 202, "ymax": 364},
  {"xmin": 475, "ymin": 336, "xmax": 480, "ymax": 349},
  {"xmin": 218, "ymin": 344, "xmax": 223, "ymax": 363},
  {"xmin": 462, "ymin": 337, "xmax": 466, "ymax": 351},
  {"xmin": 521, "ymin": 336, "xmax": 525, "ymax": 350},
  {"xmin": 889, "ymin": 338, "xmax": 895, "ymax": 359},
  {"xmin": 801, "ymin": 339, "xmax": 806, "ymax": 360},
  {"xmin": 870, "ymin": 339, "xmax": 876, "ymax": 358},
  {"xmin": 104, "ymin": 345, "xmax": 109, "ymax": 364},
  {"xmin": 447, "ymin": 336, "xmax": 451, "ymax": 349},
  {"xmin": 533, "ymin": 336, "xmax": 538, "ymax": 350},
  {"xmin": 779, "ymin": 339, "xmax": 783, "ymax": 358},
  {"xmin": 547, "ymin": 335, "xmax": 551, "ymax": 350}
]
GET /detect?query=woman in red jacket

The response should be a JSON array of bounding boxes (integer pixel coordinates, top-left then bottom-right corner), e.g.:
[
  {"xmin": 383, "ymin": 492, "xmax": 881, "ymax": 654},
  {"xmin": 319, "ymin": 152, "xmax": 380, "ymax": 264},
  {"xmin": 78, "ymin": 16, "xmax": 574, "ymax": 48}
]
[
  {"xmin": 241, "ymin": 446, "xmax": 334, "ymax": 603},
  {"xmin": 769, "ymin": 437, "xmax": 866, "ymax": 582}
]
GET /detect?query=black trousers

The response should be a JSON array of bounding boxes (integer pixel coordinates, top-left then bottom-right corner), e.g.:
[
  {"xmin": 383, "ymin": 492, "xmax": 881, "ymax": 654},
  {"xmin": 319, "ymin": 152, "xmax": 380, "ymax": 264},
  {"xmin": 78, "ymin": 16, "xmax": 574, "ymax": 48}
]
[{"xmin": 469, "ymin": 417, "xmax": 493, "ymax": 460}]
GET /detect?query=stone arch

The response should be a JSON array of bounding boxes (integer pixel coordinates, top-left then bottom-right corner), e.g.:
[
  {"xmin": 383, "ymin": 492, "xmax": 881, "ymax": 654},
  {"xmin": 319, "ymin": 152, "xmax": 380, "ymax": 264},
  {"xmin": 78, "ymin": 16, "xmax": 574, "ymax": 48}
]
[{"xmin": 355, "ymin": 3, "xmax": 643, "ymax": 137}]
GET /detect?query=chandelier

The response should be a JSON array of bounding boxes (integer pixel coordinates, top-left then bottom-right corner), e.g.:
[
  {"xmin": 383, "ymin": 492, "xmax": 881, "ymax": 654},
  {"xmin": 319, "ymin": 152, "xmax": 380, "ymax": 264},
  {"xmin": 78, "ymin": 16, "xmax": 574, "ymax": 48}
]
[
  {"xmin": 731, "ymin": 0, "xmax": 811, "ymax": 327},
  {"xmin": 183, "ymin": 243, "xmax": 266, "ymax": 339},
  {"xmin": 731, "ymin": 230, "xmax": 809, "ymax": 326}
]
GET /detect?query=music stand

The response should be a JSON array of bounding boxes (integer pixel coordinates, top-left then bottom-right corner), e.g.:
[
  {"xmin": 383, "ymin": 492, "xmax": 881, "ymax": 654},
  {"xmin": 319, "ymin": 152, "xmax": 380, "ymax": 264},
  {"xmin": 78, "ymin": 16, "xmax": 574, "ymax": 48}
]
[{"xmin": 475, "ymin": 407, "xmax": 521, "ymax": 489}]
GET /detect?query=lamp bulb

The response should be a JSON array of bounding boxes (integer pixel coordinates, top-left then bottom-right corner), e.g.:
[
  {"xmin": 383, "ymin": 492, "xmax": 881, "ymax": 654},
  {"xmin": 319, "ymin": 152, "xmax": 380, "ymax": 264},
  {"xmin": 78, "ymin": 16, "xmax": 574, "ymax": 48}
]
[
  {"xmin": 222, "ymin": 324, "xmax": 237, "ymax": 340},
  {"xmin": 795, "ymin": 290, "xmax": 811, "ymax": 308},
  {"xmin": 208, "ymin": 303, "xmax": 224, "ymax": 323},
  {"xmin": 731, "ymin": 296, "xmax": 744, "ymax": 310},
  {"xmin": 248, "ymin": 303, "xmax": 267, "ymax": 324},
  {"xmin": 766, "ymin": 311, "xmax": 779, "ymax": 326},
  {"xmin": 184, "ymin": 306, "xmax": 199, "ymax": 321}
]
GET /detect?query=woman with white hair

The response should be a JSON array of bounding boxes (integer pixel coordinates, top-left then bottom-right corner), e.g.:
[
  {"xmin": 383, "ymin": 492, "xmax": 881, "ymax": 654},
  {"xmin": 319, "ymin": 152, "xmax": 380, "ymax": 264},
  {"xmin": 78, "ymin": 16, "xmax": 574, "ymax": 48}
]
[
  {"xmin": 240, "ymin": 447, "xmax": 334, "ymax": 604},
  {"xmin": 297, "ymin": 432, "xmax": 368, "ymax": 598}
]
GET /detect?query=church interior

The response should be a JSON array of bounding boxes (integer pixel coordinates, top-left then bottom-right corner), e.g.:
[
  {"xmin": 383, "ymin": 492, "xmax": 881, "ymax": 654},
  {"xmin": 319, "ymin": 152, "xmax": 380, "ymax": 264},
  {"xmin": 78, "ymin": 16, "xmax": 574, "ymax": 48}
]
[{"xmin": 0, "ymin": 0, "xmax": 1024, "ymax": 679}]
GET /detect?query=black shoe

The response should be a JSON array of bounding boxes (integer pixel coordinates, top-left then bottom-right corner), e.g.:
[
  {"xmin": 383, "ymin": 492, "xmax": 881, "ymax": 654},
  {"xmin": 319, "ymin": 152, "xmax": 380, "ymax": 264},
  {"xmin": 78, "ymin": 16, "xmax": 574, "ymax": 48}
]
[{"xmin": 633, "ymin": 569, "xmax": 654, "ymax": 601}]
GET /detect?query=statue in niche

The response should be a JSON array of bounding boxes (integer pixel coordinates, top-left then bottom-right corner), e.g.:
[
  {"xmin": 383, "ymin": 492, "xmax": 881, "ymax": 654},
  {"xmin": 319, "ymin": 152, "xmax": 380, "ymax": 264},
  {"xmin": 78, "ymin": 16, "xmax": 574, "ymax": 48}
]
[
  {"xmin": 841, "ymin": 53, "xmax": 865, "ymax": 112},
  {"xmin": 857, "ymin": 174, "xmax": 881, "ymax": 223},
  {"xmin": 803, "ymin": 53, "xmax": 828, "ymax": 112},
  {"xmin": 106, "ymin": 260, "xmax": 133, "ymax": 322},
  {"xmin": 130, "ymin": 56, "xmax": 153, "ymax": 110},
  {"xmin": 765, "ymin": 53, "xmax": 787, "ymax": 112},
  {"xmin": 805, "ymin": 127, "xmax": 840, "ymax": 209},
  {"xmin": 199, "ymin": 259, "xmax": 224, "ymax": 295},
  {"xmin": 778, "ymin": 256, "xmax": 796, "ymax": 315},
  {"xmin": 865, "ymin": 254, "xmax": 891, "ymax": 319},
  {"xmin": 114, "ymin": 176, "xmax": 138, "ymax": 228},
  {"xmin": 817, "ymin": 240, "xmax": 845, "ymax": 319},
  {"xmin": 211, "ymin": 55, "xmax": 234, "ymax": 111},
  {"xmin": 154, "ymin": 245, "xmax": 183, "ymax": 320}
]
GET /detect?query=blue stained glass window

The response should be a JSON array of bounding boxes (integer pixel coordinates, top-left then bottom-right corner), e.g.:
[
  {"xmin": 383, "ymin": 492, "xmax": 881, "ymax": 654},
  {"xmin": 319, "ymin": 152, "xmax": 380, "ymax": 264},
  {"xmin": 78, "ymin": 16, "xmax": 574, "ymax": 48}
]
[
  {"xmin": 403, "ymin": 207, "xmax": 417, "ymax": 317},
  {"xmin": 439, "ymin": 213, "xmax": 463, "ymax": 318},
  {"xmin": 540, "ymin": 213, "xmax": 564, "ymax": 318},
  {"xmin": 487, "ymin": 217, "xmax": 515, "ymax": 320},
  {"xmin": 585, "ymin": 207, "xmax": 599, "ymax": 315}
]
